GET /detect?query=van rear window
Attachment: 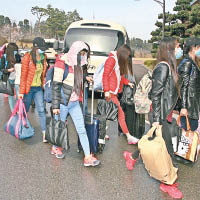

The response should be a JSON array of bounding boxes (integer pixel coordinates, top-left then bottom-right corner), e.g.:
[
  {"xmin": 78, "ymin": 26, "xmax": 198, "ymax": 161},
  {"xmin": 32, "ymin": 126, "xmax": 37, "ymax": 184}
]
[
  {"xmin": 81, "ymin": 23, "xmax": 111, "ymax": 27},
  {"xmin": 64, "ymin": 28, "xmax": 125, "ymax": 56}
]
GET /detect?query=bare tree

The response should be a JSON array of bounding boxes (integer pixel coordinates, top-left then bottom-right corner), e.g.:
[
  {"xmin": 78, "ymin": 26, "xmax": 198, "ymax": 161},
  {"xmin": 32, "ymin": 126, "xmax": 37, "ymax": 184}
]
[{"xmin": 31, "ymin": 6, "xmax": 47, "ymax": 35}]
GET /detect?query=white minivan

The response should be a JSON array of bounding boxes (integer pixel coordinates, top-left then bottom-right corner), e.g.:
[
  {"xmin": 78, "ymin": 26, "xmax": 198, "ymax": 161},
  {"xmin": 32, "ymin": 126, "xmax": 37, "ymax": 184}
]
[{"xmin": 63, "ymin": 19, "xmax": 130, "ymax": 73}]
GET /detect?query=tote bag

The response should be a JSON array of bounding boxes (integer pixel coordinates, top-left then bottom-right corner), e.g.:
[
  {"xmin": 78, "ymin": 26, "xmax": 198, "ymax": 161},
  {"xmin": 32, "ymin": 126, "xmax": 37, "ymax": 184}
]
[
  {"xmin": 175, "ymin": 116, "xmax": 200, "ymax": 162},
  {"xmin": 45, "ymin": 114, "xmax": 70, "ymax": 151}
]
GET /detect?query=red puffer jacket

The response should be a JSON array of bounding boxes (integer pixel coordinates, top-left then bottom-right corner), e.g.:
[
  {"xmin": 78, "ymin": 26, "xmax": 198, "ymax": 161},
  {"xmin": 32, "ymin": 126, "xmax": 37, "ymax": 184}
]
[
  {"xmin": 20, "ymin": 52, "xmax": 47, "ymax": 94},
  {"xmin": 102, "ymin": 52, "xmax": 129, "ymax": 94}
]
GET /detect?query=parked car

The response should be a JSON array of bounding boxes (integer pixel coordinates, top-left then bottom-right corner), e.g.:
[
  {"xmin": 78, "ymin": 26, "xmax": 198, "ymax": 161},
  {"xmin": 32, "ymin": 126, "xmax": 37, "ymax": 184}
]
[
  {"xmin": 44, "ymin": 38, "xmax": 61, "ymax": 63},
  {"xmin": 19, "ymin": 49, "xmax": 29, "ymax": 57}
]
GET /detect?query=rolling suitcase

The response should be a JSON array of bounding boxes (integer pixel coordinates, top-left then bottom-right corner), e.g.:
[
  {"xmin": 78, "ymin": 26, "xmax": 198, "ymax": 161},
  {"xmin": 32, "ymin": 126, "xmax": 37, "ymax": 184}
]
[
  {"xmin": 118, "ymin": 74, "xmax": 145, "ymax": 139},
  {"xmin": 118, "ymin": 103, "xmax": 145, "ymax": 139},
  {"xmin": 78, "ymin": 83, "xmax": 106, "ymax": 154},
  {"xmin": 133, "ymin": 112, "xmax": 145, "ymax": 139}
]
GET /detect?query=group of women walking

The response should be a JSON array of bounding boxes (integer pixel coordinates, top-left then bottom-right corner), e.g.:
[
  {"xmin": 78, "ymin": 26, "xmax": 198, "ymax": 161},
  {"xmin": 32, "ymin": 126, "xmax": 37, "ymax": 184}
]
[{"xmin": 1, "ymin": 36, "xmax": 200, "ymax": 199}]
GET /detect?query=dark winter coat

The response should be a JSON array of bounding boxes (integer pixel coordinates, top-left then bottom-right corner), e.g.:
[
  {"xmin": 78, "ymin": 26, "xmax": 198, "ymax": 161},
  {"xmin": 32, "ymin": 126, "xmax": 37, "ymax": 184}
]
[{"xmin": 178, "ymin": 56, "xmax": 200, "ymax": 120}]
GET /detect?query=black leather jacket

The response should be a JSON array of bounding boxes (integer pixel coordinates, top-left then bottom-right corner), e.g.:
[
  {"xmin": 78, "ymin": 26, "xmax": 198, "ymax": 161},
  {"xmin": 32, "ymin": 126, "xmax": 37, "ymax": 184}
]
[
  {"xmin": 178, "ymin": 56, "xmax": 200, "ymax": 120},
  {"xmin": 52, "ymin": 81, "xmax": 73, "ymax": 109},
  {"xmin": 151, "ymin": 62, "xmax": 179, "ymax": 123}
]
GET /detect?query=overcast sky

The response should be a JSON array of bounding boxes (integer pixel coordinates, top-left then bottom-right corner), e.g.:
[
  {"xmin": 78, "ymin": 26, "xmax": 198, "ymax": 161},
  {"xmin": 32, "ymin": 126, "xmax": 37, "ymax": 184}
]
[{"xmin": 0, "ymin": 0, "xmax": 176, "ymax": 40}]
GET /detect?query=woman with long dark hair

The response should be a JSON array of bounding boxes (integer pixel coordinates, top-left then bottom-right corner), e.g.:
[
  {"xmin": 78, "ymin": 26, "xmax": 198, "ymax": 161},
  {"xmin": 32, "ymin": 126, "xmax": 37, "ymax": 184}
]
[
  {"xmin": 19, "ymin": 37, "xmax": 48, "ymax": 142},
  {"xmin": 0, "ymin": 43, "xmax": 18, "ymax": 111},
  {"xmin": 178, "ymin": 37, "xmax": 200, "ymax": 131},
  {"xmin": 102, "ymin": 44, "xmax": 137, "ymax": 144},
  {"xmin": 123, "ymin": 38, "xmax": 183, "ymax": 199},
  {"xmin": 52, "ymin": 41, "xmax": 100, "ymax": 167}
]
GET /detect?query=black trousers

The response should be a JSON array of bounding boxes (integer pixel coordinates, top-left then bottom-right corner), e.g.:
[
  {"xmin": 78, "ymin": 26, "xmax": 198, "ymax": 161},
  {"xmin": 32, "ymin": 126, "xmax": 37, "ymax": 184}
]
[
  {"xmin": 148, "ymin": 112, "xmax": 174, "ymax": 157},
  {"xmin": 161, "ymin": 120, "xmax": 174, "ymax": 157},
  {"xmin": 180, "ymin": 116, "xmax": 198, "ymax": 131}
]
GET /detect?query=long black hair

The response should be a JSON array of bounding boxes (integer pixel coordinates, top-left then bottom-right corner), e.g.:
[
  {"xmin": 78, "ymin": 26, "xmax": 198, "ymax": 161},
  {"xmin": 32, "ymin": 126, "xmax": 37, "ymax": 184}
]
[
  {"xmin": 73, "ymin": 49, "xmax": 89, "ymax": 96},
  {"xmin": 30, "ymin": 47, "xmax": 45, "ymax": 66},
  {"xmin": 117, "ymin": 44, "xmax": 133, "ymax": 75},
  {"xmin": 5, "ymin": 43, "xmax": 18, "ymax": 68},
  {"xmin": 156, "ymin": 37, "xmax": 178, "ymax": 84},
  {"xmin": 30, "ymin": 47, "xmax": 37, "ymax": 65}
]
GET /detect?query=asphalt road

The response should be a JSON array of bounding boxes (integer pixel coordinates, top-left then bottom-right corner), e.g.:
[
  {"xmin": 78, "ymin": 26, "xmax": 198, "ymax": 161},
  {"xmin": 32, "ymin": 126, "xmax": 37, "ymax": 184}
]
[{"xmin": 0, "ymin": 64, "xmax": 199, "ymax": 200}]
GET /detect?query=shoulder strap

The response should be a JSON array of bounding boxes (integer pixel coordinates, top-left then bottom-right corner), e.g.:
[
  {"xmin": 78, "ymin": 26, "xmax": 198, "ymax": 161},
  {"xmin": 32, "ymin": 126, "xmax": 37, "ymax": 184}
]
[
  {"xmin": 60, "ymin": 65, "xmax": 69, "ymax": 105},
  {"xmin": 4, "ymin": 54, "xmax": 8, "ymax": 68},
  {"xmin": 63, "ymin": 64, "xmax": 69, "ymax": 81}
]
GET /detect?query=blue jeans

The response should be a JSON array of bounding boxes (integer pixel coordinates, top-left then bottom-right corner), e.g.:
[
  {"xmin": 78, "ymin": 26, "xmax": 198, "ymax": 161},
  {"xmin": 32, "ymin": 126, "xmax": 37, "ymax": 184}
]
[
  {"xmin": 23, "ymin": 87, "xmax": 46, "ymax": 131},
  {"xmin": 15, "ymin": 84, "xmax": 20, "ymax": 100},
  {"xmin": 8, "ymin": 95, "xmax": 15, "ymax": 112},
  {"xmin": 8, "ymin": 80, "xmax": 16, "ymax": 112},
  {"xmin": 55, "ymin": 101, "xmax": 90, "ymax": 156}
]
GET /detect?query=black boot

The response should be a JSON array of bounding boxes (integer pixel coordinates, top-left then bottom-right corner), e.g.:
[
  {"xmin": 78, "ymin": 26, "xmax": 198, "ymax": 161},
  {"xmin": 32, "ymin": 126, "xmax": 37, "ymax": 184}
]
[{"xmin": 173, "ymin": 155, "xmax": 193, "ymax": 165}]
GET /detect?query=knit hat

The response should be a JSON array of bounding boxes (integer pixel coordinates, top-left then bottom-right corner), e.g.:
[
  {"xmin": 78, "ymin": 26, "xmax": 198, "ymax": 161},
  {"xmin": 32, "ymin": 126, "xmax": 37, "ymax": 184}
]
[{"xmin": 33, "ymin": 37, "xmax": 47, "ymax": 51}]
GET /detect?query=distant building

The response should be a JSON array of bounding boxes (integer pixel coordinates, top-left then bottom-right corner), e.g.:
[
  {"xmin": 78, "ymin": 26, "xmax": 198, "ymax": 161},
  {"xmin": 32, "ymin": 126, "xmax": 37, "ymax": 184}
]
[{"xmin": 191, "ymin": 0, "xmax": 200, "ymax": 6}]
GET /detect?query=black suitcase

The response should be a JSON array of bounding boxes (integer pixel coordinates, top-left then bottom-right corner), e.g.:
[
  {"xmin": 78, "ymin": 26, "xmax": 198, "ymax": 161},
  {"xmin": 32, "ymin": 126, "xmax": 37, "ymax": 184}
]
[
  {"xmin": 78, "ymin": 83, "xmax": 106, "ymax": 154},
  {"xmin": 133, "ymin": 111, "xmax": 145, "ymax": 139},
  {"xmin": 118, "ymin": 73, "xmax": 145, "ymax": 139},
  {"xmin": 118, "ymin": 102, "xmax": 145, "ymax": 139}
]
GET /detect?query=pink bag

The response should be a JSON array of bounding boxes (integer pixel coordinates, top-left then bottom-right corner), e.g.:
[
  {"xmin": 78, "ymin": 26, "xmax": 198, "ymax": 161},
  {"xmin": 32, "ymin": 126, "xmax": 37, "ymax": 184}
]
[{"xmin": 4, "ymin": 99, "xmax": 34, "ymax": 139}]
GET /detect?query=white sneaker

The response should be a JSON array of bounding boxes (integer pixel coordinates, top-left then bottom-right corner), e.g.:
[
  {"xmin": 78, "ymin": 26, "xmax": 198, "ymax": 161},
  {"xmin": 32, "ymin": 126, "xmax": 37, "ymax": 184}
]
[
  {"xmin": 127, "ymin": 135, "xmax": 139, "ymax": 145},
  {"xmin": 43, "ymin": 132, "xmax": 48, "ymax": 143},
  {"xmin": 105, "ymin": 135, "xmax": 110, "ymax": 140}
]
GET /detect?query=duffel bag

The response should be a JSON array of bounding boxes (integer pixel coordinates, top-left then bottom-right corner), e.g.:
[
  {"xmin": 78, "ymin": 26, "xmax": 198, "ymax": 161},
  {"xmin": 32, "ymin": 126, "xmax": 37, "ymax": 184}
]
[
  {"xmin": 138, "ymin": 125, "xmax": 178, "ymax": 185},
  {"xmin": 4, "ymin": 99, "xmax": 34, "ymax": 139}
]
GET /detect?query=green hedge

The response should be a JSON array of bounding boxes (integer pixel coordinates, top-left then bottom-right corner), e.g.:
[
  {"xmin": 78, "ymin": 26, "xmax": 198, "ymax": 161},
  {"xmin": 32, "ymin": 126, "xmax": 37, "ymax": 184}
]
[
  {"xmin": 144, "ymin": 60, "xmax": 157, "ymax": 70},
  {"xmin": 144, "ymin": 58, "xmax": 184, "ymax": 70},
  {"xmin": 19, "ymin": 39, "xmax": 33, "ymax": 43}
]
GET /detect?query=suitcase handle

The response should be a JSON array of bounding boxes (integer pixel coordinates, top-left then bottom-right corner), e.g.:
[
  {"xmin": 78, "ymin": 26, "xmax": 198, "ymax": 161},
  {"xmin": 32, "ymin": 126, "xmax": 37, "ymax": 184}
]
[
  {"xmin": 90, "ymin": 82, "xmax": 94, "ymax": 124},
  {"xmin": 148, "ymin": 130, "xmax": 156, "ymax": 141},
  {"xmin": 83, "ymin": 81, "xmax": 88, "ymax": 115},
  {"xmin": 83, "ymin": 81, "xmax": 94, "ymax": 124}
]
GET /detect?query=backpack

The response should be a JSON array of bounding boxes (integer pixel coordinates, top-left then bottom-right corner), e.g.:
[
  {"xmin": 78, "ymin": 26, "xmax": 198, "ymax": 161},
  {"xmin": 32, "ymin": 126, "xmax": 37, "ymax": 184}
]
[
  {"xmin": 93, "ymin": 55, "xmax": 117, "ymax": 91},
  {"xmin": 134, "ymin": 70, "xmax": 152, "ymax": 114},
  {"xmin": 44, "ymin": 64, "xmax": 69, "ymax": 103}
]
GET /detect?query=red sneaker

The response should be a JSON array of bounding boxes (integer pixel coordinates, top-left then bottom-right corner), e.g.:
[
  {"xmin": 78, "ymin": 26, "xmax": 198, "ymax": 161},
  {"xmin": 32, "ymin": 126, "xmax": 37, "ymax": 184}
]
[
  {"xmin": 123, "ymin": 151, "xmax": 136, "ymax": 170},
  {"xmin": 51, "ymin": 146, "xmax": 65, "ymax": 159},
  {"xmin": 160, "ymin": 183, "xmax": 183, "ymax": 199},
  {"xmin": 84, "ymin": 155, "xmax": 100, "ymax": 167}
]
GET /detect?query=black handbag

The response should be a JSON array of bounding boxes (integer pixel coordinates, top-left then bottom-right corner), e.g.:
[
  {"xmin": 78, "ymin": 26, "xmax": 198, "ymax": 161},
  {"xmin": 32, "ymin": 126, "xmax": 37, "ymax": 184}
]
[
  {"xmin": 0, "ymin": 79, "xmax": 14, "ymax": 96},
  {"xmin": 120, "ymin": 83, "xmax": 136, "ymax": 105},
  {"xmin": 97, "ymin": 99, "xmax": 118, "ymax": 121},
  {"xmin": 45, "ymin": 114, "xmax": 70, "ymax": 151},
  {"xmin": 120, "ymin": 71, "xmax": 136, "ymax": 105}
]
